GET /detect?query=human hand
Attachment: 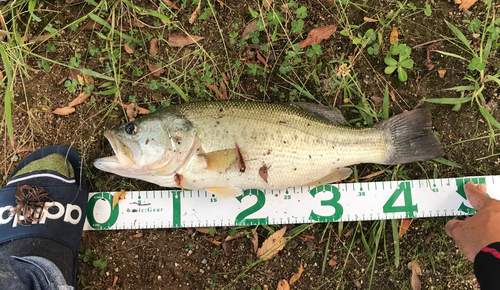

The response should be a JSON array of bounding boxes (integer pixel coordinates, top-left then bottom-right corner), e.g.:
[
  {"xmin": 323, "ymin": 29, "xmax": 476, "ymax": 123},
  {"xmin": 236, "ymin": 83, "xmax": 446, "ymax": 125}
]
[{"xmin": 445, "ymin": 181, "xmax": 500, "ymax": 261}]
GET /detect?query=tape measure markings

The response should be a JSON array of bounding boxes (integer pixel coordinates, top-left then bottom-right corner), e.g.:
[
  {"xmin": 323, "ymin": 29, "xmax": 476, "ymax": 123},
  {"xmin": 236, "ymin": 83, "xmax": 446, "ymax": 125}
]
[{"xmin": 83, "ymin": 176, "xmax": 496, "ymax": 231}]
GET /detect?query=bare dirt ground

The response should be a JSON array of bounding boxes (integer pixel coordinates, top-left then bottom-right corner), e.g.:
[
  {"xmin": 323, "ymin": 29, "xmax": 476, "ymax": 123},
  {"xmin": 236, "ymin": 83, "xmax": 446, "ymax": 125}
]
[{"xmin": 1, "ymin": 0, "xmax": 500, "ymax": 289}]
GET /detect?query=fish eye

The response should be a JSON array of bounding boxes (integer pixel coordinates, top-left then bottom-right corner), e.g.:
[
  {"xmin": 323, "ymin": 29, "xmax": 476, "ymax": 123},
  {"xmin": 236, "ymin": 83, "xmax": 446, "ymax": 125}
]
[{"xmin": 125, "ymin": 123, "xmax": 137, "ymax": 135}]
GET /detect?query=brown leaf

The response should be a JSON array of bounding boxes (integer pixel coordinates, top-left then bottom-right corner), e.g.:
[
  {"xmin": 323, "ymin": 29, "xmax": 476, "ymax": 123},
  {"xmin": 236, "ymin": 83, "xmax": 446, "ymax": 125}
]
[
  {"xmin": 168, "ymin": 33, "xmax": 204, "ymax": 47},
  {"xmin": 250, "ymin": 230, "xmax": 259, "ymax": 254},
  {"xmin": 363, "ymin": 17, "xmax": 378, "ymax": 23},
  {"xmin": 259, "ymin": 165, "xmax": 269, "ymax": 183},
  {"xmin": 438, "ymin": 69, "xmax": 446, "ymax": 78},
  {"xmin": 113, "ymin": 189, "xmax": 127, "ymax": 210},
  {"xmin": 189, "ymin": 0, "xmax": 202, "ymax": 24},
  {"xmin": 455, "ymin": 0, "xmax": 477, "ymax": 10},
  {"xmin": 0, "ymin": 71, "xmax": 4, "ymax": 82},
  {"xmin": 408, "ymin": 260, "xmax": 422, "ymax": 290},
  {"xmin": 205, "ymin": 82, "xmax": 225, "ymax": 100},
  {"xmin": 148, "ymin": 63, "xmax": 164, "ymax": 77},
  {"xmin": 390, "ymin": 90, "xmax": 396, "ymax": 102},
  {"xmin": 0, "ymin": 15, "xmax": 7, "ymax": 42},
  {"xmin": 124, "ymin": 43, "xmax": 134, "ymax": 54},
  {"xmin": 225, "ymin": 231, "xmax": 244, "ymax": 242},
  {"xmin": 390, "ymin": 27, "xmax": 399, "ymax": 45},
  {"xmin": 196, "ymin": 227, "xmax": 212, "ymax": 234},
  {"xmin": 68, "ymin": 69, "xmax": 80, "ymax": 81},
  {"xmin": 77, "ymin": 75, "xmax": 85, "ymax": 86},
  {"xmin": 123, "ymin": 103, "xmax": 150, "ymax": 116},
  {"xmin": 222, "ymin": 240, "xmax": 232, "ymax": 256},
  {"xmin": 354, "ymin": 281, "xmax": 361, "ymax": 290},
  {"xmin": 328, "ymin": 256, "xmax": 338, "ymax": 267},
  {"xmin": 161, "ymin": 0, "xmax": 180, "ymax": 10},
  {"xmin": 132, "ymin": 232, "xmax": 143, "ymax": 238},
  {"xmin": 257, "ymin": 226, "xmax": 287, "ymax": 260},
  {"xmin": 30, "ymin": 33, "xmax": 53, "ymax": 44},
  {"xmin": 344, "ymin": 228, "xmax": 354, "ymax": 237},
  {"xmin": 112, "ymin": 276, "xmax": 118, "ymax": 288},
  {"xmin": 206, "ymin": 238, "xmax": 222, "ymax": 246},
  {"xmin": 297, "ymin": 25, "xmax": 337, "ymax": 48},
  {"xmin": 219, "ymin": 81, "xmax": 228, "ymax": 100},
  {"xmin": 150, "ymin": 37, "xmax": 159, "ymax": 55},
  {"xmin": 68, "ymin": 93, "xmax": 91, "ymax": 107},
  {"xmin": 52, "ymin": 106, "xmax": 75, "ymax": 115},
  {"xmin": 131, "ymin": 18, "xmax": 146, "ymax": 28},
  {"xmin": 399, "ymin": 218, "xmax": 413, "ymax": 238},
  {"xmin": 276, "ymin": 279, "xmax": 290, "ymax": 290},
  {"xmin": 82, "ymin": 20, "xmax": 103, "ymax": 30},
  {"xmin": 289, "ymin": 260, "xmax": 304, "ymax": 285},
  {"xmin": 242, "ymin": 19, "xmax": 259, "ymax": 40},
  {"xmin": 296, "ymin": 234, "xmax": 314, "ymax": 242},
  {"xmin": 83, "ymin": 74, "xmax": 94, "ymax": 85},
  {"xmin": 256, "ymin": 51, "xmax": 269, "ymax": 68},
  {"xmin": 263, "ymin": 0, "xmax": 274, "ymax": 8}
]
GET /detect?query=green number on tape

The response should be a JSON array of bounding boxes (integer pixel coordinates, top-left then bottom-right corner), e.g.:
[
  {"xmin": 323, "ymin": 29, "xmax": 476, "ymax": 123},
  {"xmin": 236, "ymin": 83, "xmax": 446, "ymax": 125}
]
[
  {"xmin": 235, "ymin": 189, "xmax": 269, "ymax": 225},
  {"xmin": 172, "ymin": 191, "xmax": 181, "ymax": 227},
  {"xmin": 87, "ymin": 192, "xmax": 119, "ymax": 230},
  {"xmin": 456, "ymin": 177, "xmax": 486, "ymax": 214},
  {"xmin": 382, "ymin": 182, "xmax": 417, "ymax": 218},
  {"xmin": 309, "ymin": 185, "xmax": 343, "ymax": 222}
]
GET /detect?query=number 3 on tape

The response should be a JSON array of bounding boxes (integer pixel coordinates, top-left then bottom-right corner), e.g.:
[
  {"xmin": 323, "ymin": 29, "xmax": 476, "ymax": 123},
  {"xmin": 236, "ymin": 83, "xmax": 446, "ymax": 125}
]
[{"xmin": 309, "ymin": 185, "xmax": 343, "ymax": 222}]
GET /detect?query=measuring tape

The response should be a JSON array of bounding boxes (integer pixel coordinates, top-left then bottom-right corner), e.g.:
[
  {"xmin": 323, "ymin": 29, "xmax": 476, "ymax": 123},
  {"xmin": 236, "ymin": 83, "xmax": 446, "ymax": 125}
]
[{"xmin": 83, "ymin": 175, "xmax": 498, "ymax": 231}]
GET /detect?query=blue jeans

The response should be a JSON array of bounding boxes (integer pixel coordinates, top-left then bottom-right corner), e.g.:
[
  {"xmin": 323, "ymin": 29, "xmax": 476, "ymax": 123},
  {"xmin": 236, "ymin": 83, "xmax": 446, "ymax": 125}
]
[{"xmin": 0, "ymin": 252, "xmax": 72, "ymax": 290}]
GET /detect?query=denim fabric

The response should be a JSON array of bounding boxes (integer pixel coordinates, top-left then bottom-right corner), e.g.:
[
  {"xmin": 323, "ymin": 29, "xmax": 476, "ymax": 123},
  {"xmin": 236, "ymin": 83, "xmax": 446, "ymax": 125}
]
[{"xmin": 0, "ymin": 252, "xmax": 72, "ymax": 290}]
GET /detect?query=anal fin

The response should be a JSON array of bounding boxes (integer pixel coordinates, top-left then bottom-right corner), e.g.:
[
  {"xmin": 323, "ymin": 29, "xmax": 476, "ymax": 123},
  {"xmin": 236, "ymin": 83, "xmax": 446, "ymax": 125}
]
[
  {"xmin": 305, "ymin": 167, "xmax": 352, "ymax": 186},
  {"xmin": 205, "ymin": 187, "xmax": 243, "ymax": 197}
]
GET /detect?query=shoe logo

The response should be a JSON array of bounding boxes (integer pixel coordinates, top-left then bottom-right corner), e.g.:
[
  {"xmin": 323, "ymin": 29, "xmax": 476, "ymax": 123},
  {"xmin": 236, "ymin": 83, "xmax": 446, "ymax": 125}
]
[{"xmin": 0, "ymin": 202, "xmax": 82, "ymax": 227}]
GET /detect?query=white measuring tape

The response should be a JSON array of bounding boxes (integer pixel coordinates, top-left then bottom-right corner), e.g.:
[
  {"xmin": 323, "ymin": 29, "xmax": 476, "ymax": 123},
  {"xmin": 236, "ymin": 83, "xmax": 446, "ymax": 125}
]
[{"xmin": 83, "ymin": 175, "xmax": 498, "ymax": 230}]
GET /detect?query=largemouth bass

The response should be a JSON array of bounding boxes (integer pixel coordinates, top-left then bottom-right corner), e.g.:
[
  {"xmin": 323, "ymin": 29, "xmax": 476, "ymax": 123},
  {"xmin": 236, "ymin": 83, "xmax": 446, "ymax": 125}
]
[{"xmin": 94, "ymin": 101, "xmax": 443, "ymax": 196}]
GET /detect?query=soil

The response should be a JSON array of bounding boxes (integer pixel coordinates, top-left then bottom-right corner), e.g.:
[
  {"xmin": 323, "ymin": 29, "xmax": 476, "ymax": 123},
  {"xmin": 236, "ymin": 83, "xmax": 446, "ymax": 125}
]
[{"xmin": 1, "ymin": 0, "xmax": 499, "ymax": 289}]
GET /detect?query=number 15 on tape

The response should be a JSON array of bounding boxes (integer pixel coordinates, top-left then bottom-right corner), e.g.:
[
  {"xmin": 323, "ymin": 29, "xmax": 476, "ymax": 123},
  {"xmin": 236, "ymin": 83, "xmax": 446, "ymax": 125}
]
[{"xmin": 84, "ymin": 176, "xmax": 496, "ymax": 230}]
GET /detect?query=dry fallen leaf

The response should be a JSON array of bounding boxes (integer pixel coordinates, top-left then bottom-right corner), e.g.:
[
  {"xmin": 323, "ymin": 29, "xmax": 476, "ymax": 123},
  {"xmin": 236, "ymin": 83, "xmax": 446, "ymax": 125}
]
[
  {"xmin": 82, "ymin": 20, "xmax": 103, "ymax": 30},
  {"xmin": 296, "ymin": 234, "xmax": 314, "ymax": 242},
  {"xmin": 263, "ymin": 0, "xmax": 274, "ymax": 8},
  {"xmin": 363, "ymin": 17, "xmax": 378, "ymax": 23},
  {"xmin": 242, "ymin": 19, "xmax": 259, "ymax": 40},
  {"xmin": 289, "ymin": 260, "xmax": 304, "ymax": 285},
  {"xmin": 189, "ymin": 0, "xmax": 202, "ymax": 24},
  {"xmin": 168, "ymin": 33, "xmax": 204, "ymax": 47},
  {"xmin": 206, "ymin": 238, "xmax": 222, "ymax": 246},
  {"xmin": 399, "ymin": 218, "xmax": 413, "ymax": 238},
  {"xmin": 148, "ymin": 63, "xmax": 164, "ymax": 77},
  {"xmin": 112, "ymin": 190, "xmax": 127, "ymax": 210},
  {"xmin": 225, "ymin": 232, "xmax": 244, "ymax": 241},
  {"xmin": 219, "ymin": 81, "xmax": 228, "ymax": 100},
  {"xmin": 77, "ymin": 74, "xmax": 85, "ymax": 86},
  {"xmin": 250, "ymin": 230, "xmax": 259, "ymax": 254},
  {"xmin": 438, "ymin": 69, "xmax": 447, "ymax": 78},
  {"xmin": 68, "ymin": 93, "xmax": 91, "ymax": 107},
  {"xmin": 408, "ymin": 260, "xmax": 422, "ymax": 290},
  {"xmin": 124, "ymin": 43, "xmax": 134, "ymax": 54},
  {"xmin": 297, "ymin": 25, "xmax": 337, "ymax": 48},
  {"xmin": 256, "ymin": 51, "xmax": 269, "ymax": 68},
  {"xmin": 132, "ymin": 232, "xmax": 143, "ymax": 238},
  {"xmin": 257, "ymin": 226, "xmax": 287, "ymax": 260},
  {"xmin": 328, "ymin": 256, "xmax": 338, "ymax": 267},
  {"xmin": 277, "ymin": 280, "xmax": 290, "ymax": 290},
  {"xmin": 222, "ymin": 240, "xmax": 232, "ymax": 256},
  {"xmin": 123, "ymin": 103, "xmax": 150, "ymax": 116},
  {"xmin": 455, "ymin": 0, "xmax": 478, "ymax": 10},
  {"xmin": 112, "ymin": 275, "xmax": 118, "ymax": 288},
  {"xmin": 30, "ymin": 33, "xmax": 52, "ymax": 44},
  {"xmin": 390, "ymin": 27, "xmax": 399, "ymax": 45},
  {"xmin": 161, "ymin": 0, "xmax": 180, "ymax": 10},
  {"xmin": 52, "ymin": 106, "xmax": 75, "ymax": 115},
  {"xmin": 0, "ymin": 71, "xmax": 4, "ymax": 82},
  {"xmin": 196, "ymin": 227, "xmax": 212, "ymax": 234},
  {"xmin": 150, "ymin": 37, "xmax": 159, "ymax": 55}
]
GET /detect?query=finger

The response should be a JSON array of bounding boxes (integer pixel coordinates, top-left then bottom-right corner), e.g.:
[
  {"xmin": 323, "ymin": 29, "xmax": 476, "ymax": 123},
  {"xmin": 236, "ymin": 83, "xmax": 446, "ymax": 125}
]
[
  {"xmin": 445, "ymin": 219, "xmax": 464, "ymax": 238},
  {"xmin": 465, "ymin": 181, "xmax": 491, "ymax": 211},
  {"xmin": 477, "ymin": 183, "xmax": 488, "ymax": 194}
]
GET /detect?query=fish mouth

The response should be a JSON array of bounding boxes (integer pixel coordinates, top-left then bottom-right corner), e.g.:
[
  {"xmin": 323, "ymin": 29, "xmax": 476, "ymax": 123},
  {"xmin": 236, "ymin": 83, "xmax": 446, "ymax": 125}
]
[{"xmin": 104, "ymin": 130, "xmax": 136, "ymax": 166}]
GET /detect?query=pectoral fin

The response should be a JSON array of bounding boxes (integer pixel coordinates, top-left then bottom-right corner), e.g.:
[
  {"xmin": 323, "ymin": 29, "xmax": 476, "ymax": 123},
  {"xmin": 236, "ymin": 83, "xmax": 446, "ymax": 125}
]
[
  {"xmin": 198, "ymin": 149, "xmax": 238, "ymax": 172},
  {"xmin": 205, "ymin": 187, "xmax": 243, "ymax": 197},
  {"xmin": 305, "ymin": 167, "xmax": 352, "ymax": 186}
]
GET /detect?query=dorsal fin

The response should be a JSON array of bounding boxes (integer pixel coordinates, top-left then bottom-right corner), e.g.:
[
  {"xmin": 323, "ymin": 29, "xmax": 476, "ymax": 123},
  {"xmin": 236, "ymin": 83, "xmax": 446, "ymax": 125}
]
[{"xmin": 291, "ymin": 103, "xmax": 347, "ymax": 125}]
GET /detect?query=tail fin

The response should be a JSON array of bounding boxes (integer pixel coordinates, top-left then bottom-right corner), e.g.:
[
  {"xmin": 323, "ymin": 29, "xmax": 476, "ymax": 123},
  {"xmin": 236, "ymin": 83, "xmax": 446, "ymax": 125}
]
[{"xmin": 379, "ymin": 109, "xmax": 444, "ymax": 165}]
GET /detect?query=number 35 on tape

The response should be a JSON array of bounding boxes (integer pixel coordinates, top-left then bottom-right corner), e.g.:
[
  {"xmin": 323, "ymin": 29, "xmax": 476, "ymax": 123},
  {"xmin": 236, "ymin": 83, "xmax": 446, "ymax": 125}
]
[{"xmin": 83, "ymin": 176, "xmax": 498, "ymax": 230}]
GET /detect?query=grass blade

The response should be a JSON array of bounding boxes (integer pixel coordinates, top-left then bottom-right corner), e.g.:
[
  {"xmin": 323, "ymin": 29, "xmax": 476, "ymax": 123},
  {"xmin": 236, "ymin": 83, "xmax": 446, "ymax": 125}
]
[
  {"xmin": 442, "ymin": 86, "xmax": 474, "ymax": 91},
  {"xmin": 80, "ymin": 68, "xmax": 115, "ymax": 81},
  {"xmin": 0, "ymin": 43, "xmax": 14, "ymax": 148},
  {"xmin": 432, "ymin": 157, "xmax": 462, "ymax": 168},
  {"xmin": 434, "ymin": 50, "xmax": 468, "ymax": 61},
  {"xmin": 445, "ymin": 20, "xmax": 473, "ymax": 52},
  {"xmin": 480, "ymin": 106, "xmax": 500, "ymax": 129},
  {"xmin": 391, "ymin": 219, "xmax": 400, "ymax": 268},
  {"xmin": 164, "ymin": 78, "xmax": 189, "ymax": 102},
  {"xmin": 422, "ymin": 96, "xmax": 472, "ymax": 104}
]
